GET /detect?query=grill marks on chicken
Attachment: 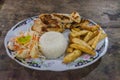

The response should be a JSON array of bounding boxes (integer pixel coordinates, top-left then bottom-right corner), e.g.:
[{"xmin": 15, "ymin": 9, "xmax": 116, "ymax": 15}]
[{"xmin": 31, "ymin": 12, "xmax": 81, "ymax": 34}]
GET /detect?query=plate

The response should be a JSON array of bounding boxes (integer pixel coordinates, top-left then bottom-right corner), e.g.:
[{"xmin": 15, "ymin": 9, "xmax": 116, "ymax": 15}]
[{"xmin": 4, "ymin": 16, "xmax": 108, "ymax": 71}]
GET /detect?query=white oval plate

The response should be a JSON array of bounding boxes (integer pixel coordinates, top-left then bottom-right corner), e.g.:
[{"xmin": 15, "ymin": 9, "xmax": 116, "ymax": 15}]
[{"xmin": 4, "ymin": 16, "xmax": 108, "ymax": 71}]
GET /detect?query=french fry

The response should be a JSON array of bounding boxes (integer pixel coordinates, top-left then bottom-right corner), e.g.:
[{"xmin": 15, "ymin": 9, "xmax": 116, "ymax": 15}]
[
  {"xmin": 90, "ymin": 25, "xmax": 100, "ymax": 31},
  {"xmin": 80, "ymin": 23, "xmax": 100, "ymax": 31},
  {"xmin": 87, "ymin": 32, "xmax": 107, "ymax": 45},
  {"xmin": 72, "ymin": 38, "xmax": 93, "ymax": 49},
  {"xmin": 99, "ymin": 33, "xmax": 107, "ymax": 41},
  {"xmin": 69, "ymin": 34, "xmax": 75, "ymax": 42},
  {"xmin": 89, "ymin": 30, "xmax": 99, "ymax": 40},
  {"xmin": 70, "ymin": 43, "xmax": 95, "ymax": 56},
  {"xmin": 70, "ymin": 32, "xmax": 77, "ymax": 37},
  {"xmin": 67, "ymin": 47, "xmax": 74, "ymax": 53},
  {"xmin": 99, "ymin": 29, "xmax": 107, "ymax": 41},
  {"xmin": 71, "ymin": 38, "xmax": 96, "ymax": 55},
  {"xmin": 91, "ymin": 31, "xmax": 102, "ymax": 49},
  {"xmin": 70, "ymin": 44, "xmax": 79, "ymax": 49},
  {"xmin": 84, "ymin": 31, "xmax": 93, "ymax": 42},
  {"xmin": 63, "ymin": 50, "xmax": 82, "ymax": 64},
  {"xmin": 70, "ymin": 30, "xmax": 88, "ymax": 37},
  {"xmin": 78, "ymin": 30, "xmax": 89, "ymax": 36},
  {"xmin": 71, "ymin": 28, "xmax": 78, "ymax": 33},
  {"xmin": 88, "ymin": 37, "xmax": 96, "ymax": 46},
  {"xmin": 72, "ymin": 28, "xmax": 81, "ymax": 32}
]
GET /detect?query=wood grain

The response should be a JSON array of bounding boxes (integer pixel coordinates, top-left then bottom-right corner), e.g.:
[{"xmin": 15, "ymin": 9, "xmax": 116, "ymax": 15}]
[{"xmin": 0, "ymin": 0, "xmax": 120, "ymax": 80}]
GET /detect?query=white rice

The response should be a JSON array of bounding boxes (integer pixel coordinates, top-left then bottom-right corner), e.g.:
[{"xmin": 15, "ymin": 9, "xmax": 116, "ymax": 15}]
[{"xmin": 39, "ymin": 31, "xmax": 68, "ymax": 59}]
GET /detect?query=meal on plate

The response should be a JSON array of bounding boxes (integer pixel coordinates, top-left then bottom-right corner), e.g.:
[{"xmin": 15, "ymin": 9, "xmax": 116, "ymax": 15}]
[{"xmin": 7, "ymin": 11, "xmax": 107, "ymax": 64}]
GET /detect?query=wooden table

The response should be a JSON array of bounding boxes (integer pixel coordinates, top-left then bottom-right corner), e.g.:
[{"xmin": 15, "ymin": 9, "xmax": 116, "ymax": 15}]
[{"xmin": 0, "ymin": 0, "xmax": 120, "ymax": 80}]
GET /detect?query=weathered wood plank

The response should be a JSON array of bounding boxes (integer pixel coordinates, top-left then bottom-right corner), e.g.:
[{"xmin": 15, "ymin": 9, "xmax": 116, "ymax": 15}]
[
  {"xmin": 0, "ymin": 0, "xmax": 120, "ymax": 80},
  {"xmin": 0, "ymin": 0, "xmax": 120, "ymax": 29}
]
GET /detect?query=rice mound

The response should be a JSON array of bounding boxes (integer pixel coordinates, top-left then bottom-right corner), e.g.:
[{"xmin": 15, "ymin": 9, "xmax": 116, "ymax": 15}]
[{"xmin": 39, "ymin": 31, "xmax": 68, "ymax": 59}]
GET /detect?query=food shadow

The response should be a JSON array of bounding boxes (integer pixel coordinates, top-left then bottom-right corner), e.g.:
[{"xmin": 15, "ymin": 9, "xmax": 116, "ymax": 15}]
[{"xmin": 66, "ymin": 58, "xmax": 101, "ymax": 79}]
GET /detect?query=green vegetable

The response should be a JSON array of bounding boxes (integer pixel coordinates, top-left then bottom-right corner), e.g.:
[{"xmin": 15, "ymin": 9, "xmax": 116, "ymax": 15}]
[{"xmin": 17, "ymin": 35, "xmax": 31, "ymax": 45}]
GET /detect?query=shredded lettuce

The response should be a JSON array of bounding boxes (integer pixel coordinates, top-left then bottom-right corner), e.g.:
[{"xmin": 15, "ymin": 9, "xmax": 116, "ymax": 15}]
[{"xmin": 17, "ymin": 35, "xmax": 31, "ymax": 45}]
